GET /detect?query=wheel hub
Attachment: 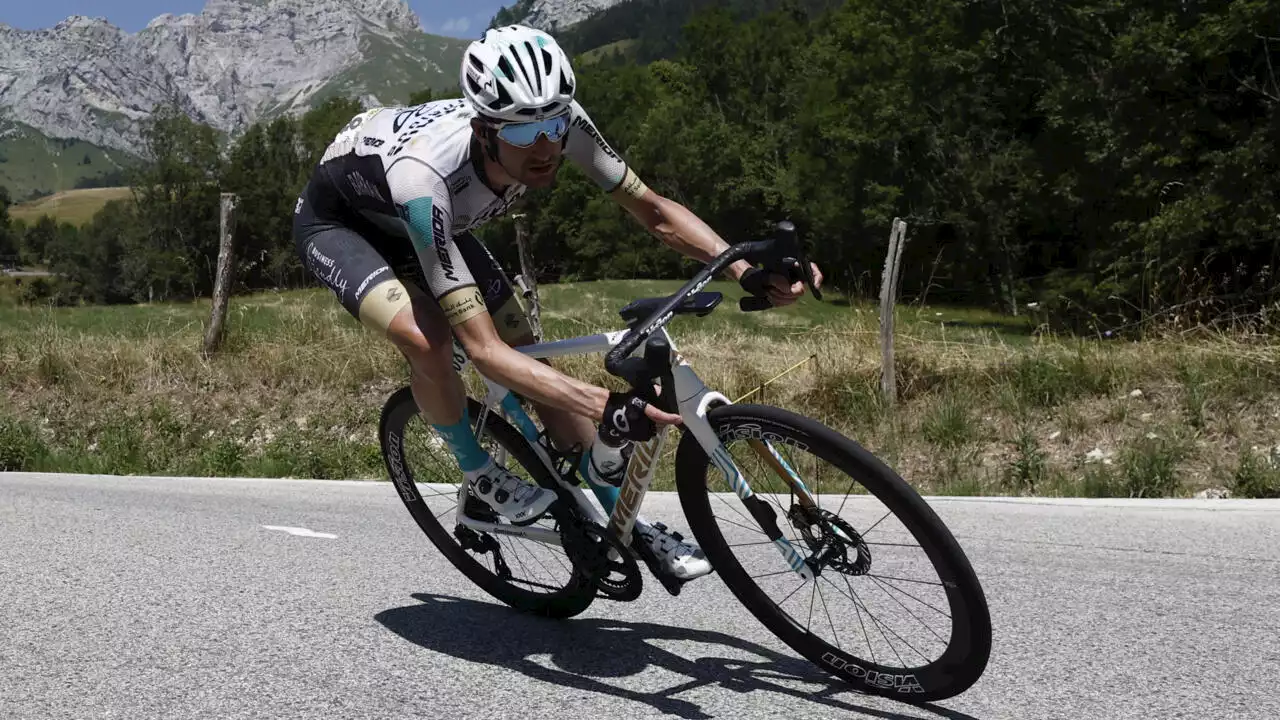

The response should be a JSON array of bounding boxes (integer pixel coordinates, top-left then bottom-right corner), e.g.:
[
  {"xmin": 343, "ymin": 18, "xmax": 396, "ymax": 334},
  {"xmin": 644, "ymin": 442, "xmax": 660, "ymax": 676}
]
[{"xmin": 789, "ymin": 507, "xmax": 872, "ymax": 576}]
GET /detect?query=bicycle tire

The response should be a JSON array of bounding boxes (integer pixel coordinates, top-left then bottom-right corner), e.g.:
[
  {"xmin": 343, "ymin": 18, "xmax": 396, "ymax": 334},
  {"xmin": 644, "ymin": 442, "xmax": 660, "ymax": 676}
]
[
  {"xmin": 379, "ymin": 386, "xmax": 596, "ymax": 619},
  {"xmin": 675, "ymin": 403, "xmax": 992, "ymax": 702}
]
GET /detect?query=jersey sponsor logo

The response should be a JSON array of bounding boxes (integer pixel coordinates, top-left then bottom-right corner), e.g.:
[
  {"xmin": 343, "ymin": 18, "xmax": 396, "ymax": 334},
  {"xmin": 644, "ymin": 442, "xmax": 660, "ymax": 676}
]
[
  {"xmin": 362, "ymin": 137, "xmax": 385, "ymax": 148},
  {"xmin": 439, "ymin": 285, "xmax": 486, "ymax": 326},
  {"xmin": 430, "ymin": 203, "xmax": 460, "ymax": 283},
  {"xmin": 294, "ymin": 196, "xmax": 305, "ymax": 214},
  {"xmin": 356, "ymin": 266, "xmax": 389, "ymax": 298},
  {"xmin": 389, "ymin": 100, "xmax": 467, "ymax": 157},
  {"xmin": 449, "ymin": 174, "xmax": 472, "ymax": 195},
  {"xmin": 572, "ymin": 115, "xmax": 621, "ymax": 164},
  {"xmin": 619, "ymin": 168, "xmax": 649, "ymax": 199},
  {"xmin": 347, "ymin": 172, "xmax": 387, "ymax": 203}
]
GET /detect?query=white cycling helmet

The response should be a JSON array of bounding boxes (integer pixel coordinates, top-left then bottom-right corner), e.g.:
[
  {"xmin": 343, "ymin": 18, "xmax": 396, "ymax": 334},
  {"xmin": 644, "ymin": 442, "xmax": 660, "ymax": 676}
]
[{"xmin": 460, "ymin": 25, "xmax": 576, "ymax": 123}]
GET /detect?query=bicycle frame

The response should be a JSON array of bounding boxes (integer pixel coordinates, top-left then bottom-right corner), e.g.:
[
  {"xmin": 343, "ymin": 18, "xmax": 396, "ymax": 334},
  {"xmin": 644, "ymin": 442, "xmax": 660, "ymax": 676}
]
[{"xmin": 448, "ymin": 325, "xmax": 817, "ymax": 583}]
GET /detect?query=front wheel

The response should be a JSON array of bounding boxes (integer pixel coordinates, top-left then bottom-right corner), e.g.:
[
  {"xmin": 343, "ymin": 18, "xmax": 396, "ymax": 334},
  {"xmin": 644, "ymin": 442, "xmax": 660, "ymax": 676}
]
[{"xmin": 675, "ymin": 404, "xmax": 991, "ymax": 702}]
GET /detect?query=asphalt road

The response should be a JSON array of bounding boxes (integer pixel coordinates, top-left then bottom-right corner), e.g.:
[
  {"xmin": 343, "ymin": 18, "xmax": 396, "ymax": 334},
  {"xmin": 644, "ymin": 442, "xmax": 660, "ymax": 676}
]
[{"xmin": 2, "ymin": 472, "xmax": 1277, "ymax": 720}]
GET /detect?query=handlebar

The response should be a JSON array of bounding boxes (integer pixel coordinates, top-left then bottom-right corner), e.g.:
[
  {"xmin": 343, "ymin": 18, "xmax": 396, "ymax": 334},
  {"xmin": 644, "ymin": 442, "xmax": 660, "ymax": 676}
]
[{"xmin": 604, "ymin": 221, "xmax": 821, "ymax": 384}]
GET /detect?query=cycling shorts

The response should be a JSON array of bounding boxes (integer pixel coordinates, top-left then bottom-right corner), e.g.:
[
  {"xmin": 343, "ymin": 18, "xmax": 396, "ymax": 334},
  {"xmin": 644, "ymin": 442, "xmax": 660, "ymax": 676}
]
[{"xmin": 292, "ymin": 180, "xmax": 532, "ymax": 343}]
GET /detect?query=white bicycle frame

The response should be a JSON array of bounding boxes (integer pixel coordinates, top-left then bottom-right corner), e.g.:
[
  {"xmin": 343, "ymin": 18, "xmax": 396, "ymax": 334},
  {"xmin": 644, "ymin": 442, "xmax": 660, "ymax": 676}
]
[{"xmin": 447, "ymin": 323, "xmax": 817, "ymax": 582}]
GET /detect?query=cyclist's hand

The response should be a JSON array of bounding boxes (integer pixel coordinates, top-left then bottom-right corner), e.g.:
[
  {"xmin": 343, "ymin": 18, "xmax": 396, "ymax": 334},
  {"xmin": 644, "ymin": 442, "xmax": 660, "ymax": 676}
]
[
  {"xmin": 603, "ymin": 391, "xmax": 680, "ymax": 442},
  {"xmin": 740, "ymin": 263, "xmax": 824, "ymax": 307}
]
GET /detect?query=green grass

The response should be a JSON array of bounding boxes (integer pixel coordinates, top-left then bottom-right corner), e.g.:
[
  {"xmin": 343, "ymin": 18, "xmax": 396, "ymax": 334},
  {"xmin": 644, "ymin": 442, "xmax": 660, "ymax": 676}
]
[
  {"xmin": 2, "ymin": 281, "xmax": 1279, "ymax": 496},
  {"xmin": 0, "ymin": 121, "xmax": 134, "ymax": 201},
  {"xmin": 10, "ymin": 187, "xmax": 132, "ymax": 226}
]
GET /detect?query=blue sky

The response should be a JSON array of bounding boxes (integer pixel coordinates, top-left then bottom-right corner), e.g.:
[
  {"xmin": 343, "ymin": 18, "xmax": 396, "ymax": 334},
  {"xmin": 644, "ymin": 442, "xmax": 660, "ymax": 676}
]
[{"xmin": 0, "ymin": 1, "xmax": 510, "ymax": 38}]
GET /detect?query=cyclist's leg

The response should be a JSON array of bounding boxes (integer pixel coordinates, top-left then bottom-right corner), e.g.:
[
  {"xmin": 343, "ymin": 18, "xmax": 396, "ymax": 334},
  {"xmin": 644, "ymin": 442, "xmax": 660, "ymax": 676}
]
[
  {"xmin": 453, "ymin": 233, "xmax": 619, "ymax": 510},
  {"xmin": 293, "ymin": 188, "xmax": 466, "ymax": 428}
]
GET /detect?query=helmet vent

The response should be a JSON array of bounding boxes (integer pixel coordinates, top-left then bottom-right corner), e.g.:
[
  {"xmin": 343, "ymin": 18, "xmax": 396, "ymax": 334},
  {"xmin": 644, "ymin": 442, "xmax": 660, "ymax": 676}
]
[
  {"xmin": 560, "ymin": 71, "xmax": 574, "ymax": 96},
  {"xmin": 524, "ymin": 42, "xmax": 543, "ymax": 94},
  {"xmin": 542, "ymin": 49, "xmax": 554, "ymax": 69},
  {"xmin": 510, "ymin": 47, "xmax": 534, "ymax": 93},
  {"xmin": 497, "ymin": 56, "xmax": 515, "ymax": 83},
  {"xmin": 490, "ymin": 82, "xmax": 512, "ymax": 111}
]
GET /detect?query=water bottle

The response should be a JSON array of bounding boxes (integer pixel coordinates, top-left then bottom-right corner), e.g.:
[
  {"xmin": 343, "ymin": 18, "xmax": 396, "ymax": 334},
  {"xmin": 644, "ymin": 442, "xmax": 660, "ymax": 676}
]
[{"xmin": 585, "ymin": 426, "xmax": 631, "ymax": 488}]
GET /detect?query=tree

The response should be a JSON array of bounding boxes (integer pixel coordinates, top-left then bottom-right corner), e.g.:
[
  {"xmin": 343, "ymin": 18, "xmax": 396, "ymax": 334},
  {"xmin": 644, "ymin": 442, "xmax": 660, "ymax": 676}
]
[
  {"xmin": 126, "ymin": 103, "xmax": 224, "ymax": 302},
  {"xmin": 0, "ymin": 186, "xmax": 13, "ymax": 259}
]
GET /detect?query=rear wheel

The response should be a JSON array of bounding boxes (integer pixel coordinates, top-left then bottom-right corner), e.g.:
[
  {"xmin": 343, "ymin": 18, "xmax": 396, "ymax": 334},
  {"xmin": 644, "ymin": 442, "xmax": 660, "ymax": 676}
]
[
  {"xmin": 676, "ymin": 404, "xmax": 991, "ymax": 702},
  {"xmin": 379, "ymin": 387, "xmax": 596, "ymax": 619}
]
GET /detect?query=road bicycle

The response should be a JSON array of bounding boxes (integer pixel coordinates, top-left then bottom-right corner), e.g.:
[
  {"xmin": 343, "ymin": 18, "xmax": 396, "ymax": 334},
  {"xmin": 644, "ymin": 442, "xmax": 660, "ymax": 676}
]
[{"xmin": 378, "ymin": 222, "xmax": 992, "ymax": 702}]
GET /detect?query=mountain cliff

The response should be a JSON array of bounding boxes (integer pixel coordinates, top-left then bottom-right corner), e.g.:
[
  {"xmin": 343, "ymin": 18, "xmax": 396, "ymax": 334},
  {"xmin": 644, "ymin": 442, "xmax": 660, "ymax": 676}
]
[
  {"xmin": 491, "ymin": 0, "xmax": 628, "ymax": 32},
  {"xmin": 0, "ymin": 0, "xmax": 469, "ymax": 155}
]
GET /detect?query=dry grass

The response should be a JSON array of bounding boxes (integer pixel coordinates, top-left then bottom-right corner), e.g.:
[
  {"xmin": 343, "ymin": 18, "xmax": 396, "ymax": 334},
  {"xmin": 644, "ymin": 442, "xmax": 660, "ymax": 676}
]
[
  {"xmin": 10, "ymin": 187, "xmax": 133, "ymax": 227},
  {"xmin": 3, "ymin": 281, "xmax": 1279, "ymax": 497}
]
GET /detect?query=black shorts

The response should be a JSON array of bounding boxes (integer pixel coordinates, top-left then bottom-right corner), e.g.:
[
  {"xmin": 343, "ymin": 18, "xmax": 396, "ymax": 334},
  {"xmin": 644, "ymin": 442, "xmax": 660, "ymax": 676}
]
[{"xmin": 292, "ymin": 179, "xmax": 531, "ymax": 342}]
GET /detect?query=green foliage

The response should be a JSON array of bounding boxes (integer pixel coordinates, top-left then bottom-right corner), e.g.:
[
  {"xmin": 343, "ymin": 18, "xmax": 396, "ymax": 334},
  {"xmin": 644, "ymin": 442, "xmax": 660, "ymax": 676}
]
[
  {"xmin": 0, "ymin": 416, "xmax": 47, "ymax": 471},
  {"xmin": 1232, "ymin": 450, "xmax": 1280, "ymax": 499},
  {"xmin": 1118, "ymin": 433, "xmax": 1187, "ymax": 498},
  {"xmin": 1003, "ymin": 424, "xmax": 1048, "ymax": 493}
]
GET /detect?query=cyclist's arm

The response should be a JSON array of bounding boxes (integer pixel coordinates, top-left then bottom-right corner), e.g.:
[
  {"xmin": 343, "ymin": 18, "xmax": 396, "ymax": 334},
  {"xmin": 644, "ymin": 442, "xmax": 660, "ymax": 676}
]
[
  {"xmin": 562, "ymin": 101, "xmax": 751, "ymax": 282},
  {"xmin": 609, "ymin": 178, "xmax": 752, "ymax": 283},
  {"xmin": 387, "ymin": 159, "xmax": 614, "ymax": 422}
]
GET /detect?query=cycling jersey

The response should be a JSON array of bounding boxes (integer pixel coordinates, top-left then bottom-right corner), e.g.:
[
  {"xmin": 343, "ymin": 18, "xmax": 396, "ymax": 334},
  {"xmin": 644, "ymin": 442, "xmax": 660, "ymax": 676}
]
[{"xmin": 294, "ymin": 98, "xmax": 650, "ymax": 337}]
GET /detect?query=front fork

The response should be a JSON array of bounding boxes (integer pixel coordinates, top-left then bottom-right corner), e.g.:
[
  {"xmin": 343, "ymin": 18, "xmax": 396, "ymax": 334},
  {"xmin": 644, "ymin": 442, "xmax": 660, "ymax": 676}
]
[{"xmin": 680, "ymin": 379, "xmax": 817, "ymax": 583}]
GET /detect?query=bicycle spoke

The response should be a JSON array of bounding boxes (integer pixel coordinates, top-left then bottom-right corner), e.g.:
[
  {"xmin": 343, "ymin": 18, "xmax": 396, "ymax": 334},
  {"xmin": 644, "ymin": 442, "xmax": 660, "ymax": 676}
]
[
  {"xmin": 750, "ymin": 567, "xmax": 799, "ymax": 581},
  {"xmin": 861, "ymin": 510, "xmax": 894, "ymax": 537},
  {"xmin": 845, "ymin": 572, "xmax": 877, "ymax": 664},
  {"xmin": 825, "ymin": 576, "xmax": 930, "ymax": 665},
  {"xmin": 865, "ymin": 573, "xmax": 944, "ymax": 587},
  {"xmin": 871, "ymin": 576, "xmax": 952, "ymax": 618},
  {"xmin": 712, "ymin": 510, "xmax": 771, "ymax": 539},
  {"xmin": 816, "ymin": 581, "xmax": 842, "ymax": 651},
  {"xmin": 778, "ymin": 580, "xmax": 808, "ymax": 608},
  {"xmin": 870, "ymin": 576, "xmax": 948, "ymax": 645},
  {"xmin": 807, "ymin": 579, "xmax": 818, "ymax": 635},
  {"xmin": 822, "ymin": 576, "xmax": 910, "ymax": 667}
]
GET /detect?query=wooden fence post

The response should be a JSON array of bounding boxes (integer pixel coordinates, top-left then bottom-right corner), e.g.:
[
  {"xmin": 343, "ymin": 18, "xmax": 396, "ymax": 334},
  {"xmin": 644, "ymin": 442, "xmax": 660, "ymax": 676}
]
[
  {"xmin": 512, "ymin": 213, "xmax": 543, "ymax": 342},
  {"xmin": 879, "ymin": 218, "xmax": 908, "ymax": 405},
  {"xmin": 203, "ymin": 193, "xmax": 239, "ymax": 358}
]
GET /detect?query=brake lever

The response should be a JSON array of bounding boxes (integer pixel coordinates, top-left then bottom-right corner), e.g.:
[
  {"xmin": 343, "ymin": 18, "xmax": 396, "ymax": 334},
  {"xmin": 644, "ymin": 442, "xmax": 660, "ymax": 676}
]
[{"xmin": 738, "ymin": 222, "xmax": 822, "ymax": 311}]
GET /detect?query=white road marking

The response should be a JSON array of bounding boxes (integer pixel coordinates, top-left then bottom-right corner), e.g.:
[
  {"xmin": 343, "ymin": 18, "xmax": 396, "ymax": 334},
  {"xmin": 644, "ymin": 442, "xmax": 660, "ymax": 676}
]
[{"xmin": 262, "ymin": 525, "xmax": 338, "ymax": 539}]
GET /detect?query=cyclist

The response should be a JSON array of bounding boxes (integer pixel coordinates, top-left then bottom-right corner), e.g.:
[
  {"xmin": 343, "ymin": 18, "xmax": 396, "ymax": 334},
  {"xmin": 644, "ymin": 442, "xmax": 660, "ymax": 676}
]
[{"xmin": 293, "ymin": 25, "xmax": 822, "ymax": 581}]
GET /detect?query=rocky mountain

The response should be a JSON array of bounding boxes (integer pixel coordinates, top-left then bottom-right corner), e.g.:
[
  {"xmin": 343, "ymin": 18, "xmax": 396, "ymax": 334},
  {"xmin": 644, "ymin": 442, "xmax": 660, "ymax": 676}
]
[
  {"xmin": 0, "ymin": 0, "xmax": 470, "ymax": 157},
  {"xmin": 492, "ymin": 0, "xmax": 628, "ymax": 32}
]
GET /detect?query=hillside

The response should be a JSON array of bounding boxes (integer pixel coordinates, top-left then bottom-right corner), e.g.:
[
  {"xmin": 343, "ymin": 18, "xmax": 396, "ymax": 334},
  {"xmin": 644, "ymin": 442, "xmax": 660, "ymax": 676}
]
[
  {"xmin": 0, "ymin": 122, "xmax": 134, "ymax": 202},
  {"xmin": 10, "ymin": 187, "xmax": 133, "ymax": 226}
]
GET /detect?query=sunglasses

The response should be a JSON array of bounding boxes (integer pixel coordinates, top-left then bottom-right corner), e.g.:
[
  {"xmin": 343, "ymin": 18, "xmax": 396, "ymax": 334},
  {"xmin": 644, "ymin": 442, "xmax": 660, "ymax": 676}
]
[{"xmin": 494, "ymin": 113, "xmax": 571, "ymax": 148}]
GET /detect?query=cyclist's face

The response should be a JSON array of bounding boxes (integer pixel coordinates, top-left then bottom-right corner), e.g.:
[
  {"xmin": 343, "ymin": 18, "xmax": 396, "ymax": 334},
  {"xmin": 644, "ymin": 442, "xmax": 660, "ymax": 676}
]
[{"xmin": 498, "ymin": 132, "xmax": 563, "ymax": 188}]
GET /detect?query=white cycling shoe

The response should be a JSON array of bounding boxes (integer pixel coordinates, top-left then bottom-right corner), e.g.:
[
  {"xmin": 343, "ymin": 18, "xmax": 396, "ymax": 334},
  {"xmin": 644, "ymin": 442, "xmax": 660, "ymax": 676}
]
[
  {"xmin": 466, "ymin": 459, "xmax": 556, "ymax": 525},
  {"xmin": 636, "ymin": 521, "xmax": 713, "ymax": 580}
]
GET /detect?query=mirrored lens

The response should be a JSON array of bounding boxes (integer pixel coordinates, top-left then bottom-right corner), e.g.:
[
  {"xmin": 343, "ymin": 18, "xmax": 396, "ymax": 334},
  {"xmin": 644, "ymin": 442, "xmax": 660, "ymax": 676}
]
[{"xmin": 497, "ymin": 115, "xmax": 569, "ymax": 147}]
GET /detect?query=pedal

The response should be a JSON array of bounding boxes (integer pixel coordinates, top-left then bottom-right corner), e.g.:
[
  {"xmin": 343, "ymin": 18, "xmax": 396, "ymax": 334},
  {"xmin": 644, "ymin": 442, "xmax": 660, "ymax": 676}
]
[{"xmin": 629, "ymin": 528, "xmax": 701, "ymax": 597}]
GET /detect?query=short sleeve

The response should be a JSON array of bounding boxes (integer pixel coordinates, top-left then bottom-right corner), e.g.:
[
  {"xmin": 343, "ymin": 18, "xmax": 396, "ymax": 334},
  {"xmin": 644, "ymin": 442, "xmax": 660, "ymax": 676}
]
[
  {"xmin": 563, "ymin": 101, "xmax": 630, "ymax": 192},
  {"xmin": 385, "ymin": 156, "xmax": 486, "ymax": 326}
]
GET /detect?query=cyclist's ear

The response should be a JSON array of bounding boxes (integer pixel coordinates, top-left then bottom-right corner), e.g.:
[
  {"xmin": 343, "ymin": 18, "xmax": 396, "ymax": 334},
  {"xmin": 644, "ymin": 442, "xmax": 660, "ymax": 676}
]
[{"xmin": 470, "ymin": 118, "xmax": 502, "ymax": 163}]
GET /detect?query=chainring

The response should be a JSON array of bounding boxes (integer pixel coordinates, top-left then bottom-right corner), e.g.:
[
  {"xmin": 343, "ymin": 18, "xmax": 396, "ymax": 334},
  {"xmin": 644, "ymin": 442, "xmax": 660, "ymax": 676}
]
[{"xmin": 560, "ymin": 509, "xmax": 643, "ymax": 601}]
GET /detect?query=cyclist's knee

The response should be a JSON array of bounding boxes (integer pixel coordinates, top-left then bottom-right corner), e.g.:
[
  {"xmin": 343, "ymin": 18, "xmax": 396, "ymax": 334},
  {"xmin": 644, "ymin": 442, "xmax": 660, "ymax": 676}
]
[{"xmin": 385, "ymin": 298, "xmax": 454, "ymax": 373}]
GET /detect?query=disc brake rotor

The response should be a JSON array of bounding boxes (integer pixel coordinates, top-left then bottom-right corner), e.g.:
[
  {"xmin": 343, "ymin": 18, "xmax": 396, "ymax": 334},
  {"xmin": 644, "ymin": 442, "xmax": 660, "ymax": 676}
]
[{"xmin": 790, "ymin": 507, "xmax": 872, "ymax": 576}]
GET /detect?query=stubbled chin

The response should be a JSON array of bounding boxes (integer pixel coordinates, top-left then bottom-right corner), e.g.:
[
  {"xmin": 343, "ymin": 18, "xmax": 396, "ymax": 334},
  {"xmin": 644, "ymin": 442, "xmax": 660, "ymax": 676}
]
[{"xmin": 523, "ymin": 168, "xmax": 557, "ymax": 186}]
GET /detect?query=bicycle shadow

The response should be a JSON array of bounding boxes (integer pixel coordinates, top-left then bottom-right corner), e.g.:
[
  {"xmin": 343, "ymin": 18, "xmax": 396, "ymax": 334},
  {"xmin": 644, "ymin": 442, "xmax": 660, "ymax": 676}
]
[{"xmin": 374, "ymin": 593, "xmax": 984, "ymax": 720}]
